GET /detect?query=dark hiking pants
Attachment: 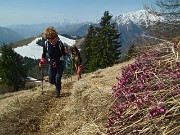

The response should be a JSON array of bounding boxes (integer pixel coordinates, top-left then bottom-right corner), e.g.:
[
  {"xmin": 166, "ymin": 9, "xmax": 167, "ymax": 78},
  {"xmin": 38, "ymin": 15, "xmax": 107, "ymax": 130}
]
[{"xmin": 48, "ymin": 61, "xmax": 64, "ymax": 96}]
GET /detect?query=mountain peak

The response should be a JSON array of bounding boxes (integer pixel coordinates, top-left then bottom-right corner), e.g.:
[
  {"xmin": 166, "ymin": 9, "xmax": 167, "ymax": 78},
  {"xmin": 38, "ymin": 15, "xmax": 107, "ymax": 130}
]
[{"xmin": 114, "ymin": 9, "xmax": 162, "ymax": 26}]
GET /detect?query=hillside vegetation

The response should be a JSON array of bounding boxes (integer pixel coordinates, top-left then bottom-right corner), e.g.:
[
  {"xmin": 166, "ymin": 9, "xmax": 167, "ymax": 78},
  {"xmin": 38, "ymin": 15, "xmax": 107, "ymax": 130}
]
[
  {"xmin": 0, "ymin": 41, "xmax": 179, "ymax": 135},
  {"xmin": 0, "ymin": 58, "xmax": 134, "ymax": 135},
  {"xmin": 107, "ymin": 41, "xmax": 180, "ymax": 134}
]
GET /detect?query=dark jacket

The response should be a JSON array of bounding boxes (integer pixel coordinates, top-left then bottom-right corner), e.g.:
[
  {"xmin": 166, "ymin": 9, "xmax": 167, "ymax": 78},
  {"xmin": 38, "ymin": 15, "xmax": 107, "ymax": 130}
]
[{"xmin": 42, "ymin": 40, "xmax": 66, "ymax": 62}]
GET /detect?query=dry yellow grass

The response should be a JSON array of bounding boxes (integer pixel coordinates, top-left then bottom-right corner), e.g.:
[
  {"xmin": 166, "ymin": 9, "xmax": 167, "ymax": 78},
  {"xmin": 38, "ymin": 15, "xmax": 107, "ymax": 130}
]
[{"xmin": 0, "ymin": 59, "xmax": 134, "ymax": 135}]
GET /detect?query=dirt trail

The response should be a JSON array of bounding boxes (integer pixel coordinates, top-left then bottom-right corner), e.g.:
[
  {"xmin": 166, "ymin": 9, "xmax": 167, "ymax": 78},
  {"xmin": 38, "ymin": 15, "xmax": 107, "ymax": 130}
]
[
  {"xmin": 37, "ymin": 81, "xmax": 75, "ymax": 135},
  {"xmin": 0, "ymin": 80, "xmax": 75, "ymax": 135}
]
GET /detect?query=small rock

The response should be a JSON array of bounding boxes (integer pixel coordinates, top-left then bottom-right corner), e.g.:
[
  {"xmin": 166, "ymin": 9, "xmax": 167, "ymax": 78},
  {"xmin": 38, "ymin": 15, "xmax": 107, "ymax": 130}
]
[{"xmin": 51, "ymin": 122, "xmax": 60, "ymax": 128}]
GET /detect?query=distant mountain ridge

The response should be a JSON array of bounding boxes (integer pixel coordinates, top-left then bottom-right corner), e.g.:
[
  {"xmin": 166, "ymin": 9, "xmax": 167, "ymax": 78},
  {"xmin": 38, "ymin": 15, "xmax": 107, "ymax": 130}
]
[
  {"xmin": 113, "ymin": 10, "xmax": 163, "ymax": 50},
  {"xmin": 8, "ymin": 23, "xmax": 61, "ymax": 38},
  {"xmin": 114, "ymin": 10, "xmax": 161, "ymax": 26},
  {"xmin": 1, "ymin": 10, "xmax": 161, "ymax": 49},
  {"xmin": 5, "ymin": 10, "xmax": 156, "ymax": 37},
  {"xmin": 0, "ymin": 26, "xmax": 24, "ymax": 46},
  {"xmin": 68, "ymin": 10, "xmax": 161, "ymax": 50}
]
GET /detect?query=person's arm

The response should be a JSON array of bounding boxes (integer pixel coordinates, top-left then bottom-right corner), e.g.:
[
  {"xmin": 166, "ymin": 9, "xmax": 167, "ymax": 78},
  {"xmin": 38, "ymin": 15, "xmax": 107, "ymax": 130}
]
[
  {"xmin": 60, "ymin": 41, "xmax": 66, "ymax": 56},
  {"xmin": 42, "ymin": 41, "xmax": 47, "ymax": 59},
  {"xmin": 78, "ymin": 52, "xmax": 82, "ymax": 64},
  {"xmin": 39, "ymin": 41, "xmax": 47, "ymax": 67}
]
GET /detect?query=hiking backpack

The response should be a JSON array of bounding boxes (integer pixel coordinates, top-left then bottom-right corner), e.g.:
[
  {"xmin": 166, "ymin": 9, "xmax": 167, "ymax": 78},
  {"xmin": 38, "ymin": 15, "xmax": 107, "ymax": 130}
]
[{"xmin": 45, "ymin": 40, "xmax": 65, "ymax": 61}]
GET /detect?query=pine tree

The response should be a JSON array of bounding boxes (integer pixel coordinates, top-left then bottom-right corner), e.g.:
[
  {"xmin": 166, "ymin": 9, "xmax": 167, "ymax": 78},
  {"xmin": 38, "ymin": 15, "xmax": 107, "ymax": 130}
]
[
  {"xmin": 83, "ymin": 11, "xmax": 122, "ymax": 72},
  {"xmin": 83, "ymin": 25, "xmax": 99, "ymax": 72},
  {"xmin": 97, "ymin": 11, "xmax": 121, "ymax": 68},
  {"xmin": 0, "ymin": 45, "xmax": 27, "ymax": 91}
]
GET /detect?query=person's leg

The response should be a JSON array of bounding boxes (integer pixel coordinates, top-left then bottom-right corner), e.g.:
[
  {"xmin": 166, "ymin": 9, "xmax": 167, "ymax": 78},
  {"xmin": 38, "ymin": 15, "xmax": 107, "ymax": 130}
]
[
  {"xmin": 75, "ymin": 64, "xmax": 78, "ymax": 73},
  {"xmin": 75, "ymin": 64, "xmax": 79, "ymax": 80},
  {"xmin": 77, "ymin": 65, "xmax": 82, "ymax": 80},
  {"xmin": 55, "ymin": 62, "xmax": 64, "ymax": 97},
  {"xmin": 48, "ymin": 65, "xmax": 56, "ymax": 84},
  {"xmin": 49, "ymin": 64, "xmax": 60, "ymax": 97}
]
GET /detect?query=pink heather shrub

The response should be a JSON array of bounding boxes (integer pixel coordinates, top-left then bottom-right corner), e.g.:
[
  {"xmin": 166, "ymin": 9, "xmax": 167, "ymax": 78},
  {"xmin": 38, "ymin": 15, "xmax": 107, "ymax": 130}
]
[
  {"xmin": 107, "ymin": 45, "xmax": 180, "ymax": 135},
  {"xmin": 149, "ymin": 105, "xmax": 166, "ymax": 118}
]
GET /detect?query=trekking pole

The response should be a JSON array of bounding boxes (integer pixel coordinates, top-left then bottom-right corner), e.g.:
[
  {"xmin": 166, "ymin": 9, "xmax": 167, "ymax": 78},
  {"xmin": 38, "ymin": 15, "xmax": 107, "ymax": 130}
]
[
  {"xmin": 66, "ymin": 67, "xmax": 68, "ymax": 83},
  {"xmin": 66, "ymin": 56, "xmax": 69, "ymax": 83},
  {"xmin": 41, "ymin": 68, "xmax": 44, "ymax": 95},
  {"xmin": 40, "ymin": 58, "xmax": 46, "ymax": 95},
  {"xmin": 71, "ymin": 60, "xmax": 73, "ymax": 81}
]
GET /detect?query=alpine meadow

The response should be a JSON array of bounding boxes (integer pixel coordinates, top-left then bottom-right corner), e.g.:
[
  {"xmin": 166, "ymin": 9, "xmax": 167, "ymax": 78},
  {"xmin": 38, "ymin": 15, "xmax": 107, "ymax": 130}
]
[{"xmin": 0, "ymin": 0, "xmax": 179, "ymax": 135}]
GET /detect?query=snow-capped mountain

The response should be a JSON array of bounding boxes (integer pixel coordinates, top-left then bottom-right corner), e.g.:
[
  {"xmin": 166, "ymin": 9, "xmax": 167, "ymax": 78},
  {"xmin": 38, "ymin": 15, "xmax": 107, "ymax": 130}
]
[
  {"xmin": 3, "ymin": 10, "xmax": 163, "ymax": 55},
  {"xmin": 112, "ymin": 10, "xmax": 165, "ymax": 51},
  {"xmin": 114, "ymin": 10, "xmax": 163, "ymax": 27},
  {"xmin": 14, "ymin": 35, "xmax": 75, "ymax": 59},
  {"xmin": 72, "ymin": 10, "xmax": 162, "ymax": 51}
]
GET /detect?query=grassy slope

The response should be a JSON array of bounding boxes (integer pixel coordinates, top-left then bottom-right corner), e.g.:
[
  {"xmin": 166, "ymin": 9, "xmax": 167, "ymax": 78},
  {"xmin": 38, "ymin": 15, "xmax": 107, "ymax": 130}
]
[
  {"xmin": 0, "ymin": 38, "xmax": 179, "ymax": 135},
  {"xmin": 0, "ymin": 59, "xmax": 134, "ymax": 135}
]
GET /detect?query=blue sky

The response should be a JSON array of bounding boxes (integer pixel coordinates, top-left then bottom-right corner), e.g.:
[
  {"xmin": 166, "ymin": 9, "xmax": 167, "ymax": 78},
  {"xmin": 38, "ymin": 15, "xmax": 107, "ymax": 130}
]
[{"xmin": 0, "ymin": 0, "xmax": 145, "ymax": 26}]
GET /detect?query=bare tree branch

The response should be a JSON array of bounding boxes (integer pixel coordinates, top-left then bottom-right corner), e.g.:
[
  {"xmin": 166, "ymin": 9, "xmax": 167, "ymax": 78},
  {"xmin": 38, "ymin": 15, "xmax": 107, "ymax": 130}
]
[{"xmin": 143, "ymin": 0, "xmax": 180, "ymax": 40}]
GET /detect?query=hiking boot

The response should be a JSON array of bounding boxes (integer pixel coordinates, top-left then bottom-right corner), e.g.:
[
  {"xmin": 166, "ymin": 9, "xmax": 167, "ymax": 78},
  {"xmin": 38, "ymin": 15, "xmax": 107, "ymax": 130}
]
[
  {"xmin": 55, "ymin": 94, "xmax": 60, "ymax": 98},
  {"xmin": 55, "ymin": 95, "xmax": 60, "ymax": 98}
]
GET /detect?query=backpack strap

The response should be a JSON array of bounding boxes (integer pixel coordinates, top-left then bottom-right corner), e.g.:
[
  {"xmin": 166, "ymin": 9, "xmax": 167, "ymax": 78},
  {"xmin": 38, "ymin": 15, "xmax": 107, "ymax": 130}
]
[
  {"xmin": 45, "ymin": 40, "xmax": 62, "ymax": 53},
  {"xmin": 43, "ymin": 41, "xmax": 49, "ymax": 62},
  {"xmin": 57, "ymin": 40, "xmax": 62, "ymax": 52},
  {"xmin": 45, "ymin": 40, "xmax": 49, "ymax": 53},
  {"xmin": 45, "ymin": 40, "xmax": 65, "ymax": 61},
  {"xmin": 58, "ymin": 40, "xmax": 65, "ymax": 61},
  {"xmin": 58, "ymin": 40, "xmax": 66, "ymax": 56}
]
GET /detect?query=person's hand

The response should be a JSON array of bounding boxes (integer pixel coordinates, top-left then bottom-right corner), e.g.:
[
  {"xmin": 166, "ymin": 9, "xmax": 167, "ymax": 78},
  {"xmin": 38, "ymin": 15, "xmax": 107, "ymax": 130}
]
[
  {"xmin": 39, "ymin": 58, "xmax": 46, "ymax": 68},
  {"xmin": 39, "ymin": 62, "xmax": 44, "ymax": 68},
  {"xmin": 65, "ymin": 47, "xmax": 69, "ymax": 54}
]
